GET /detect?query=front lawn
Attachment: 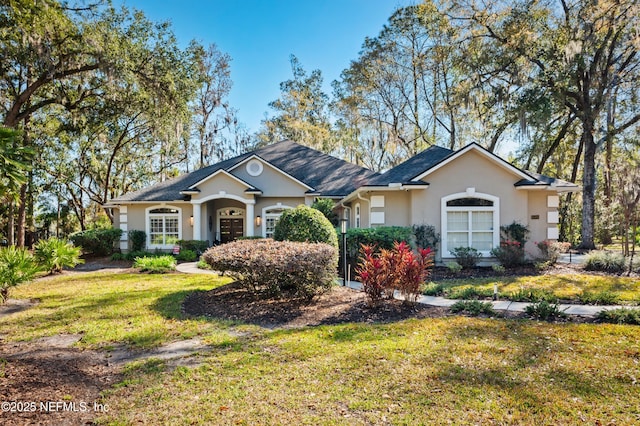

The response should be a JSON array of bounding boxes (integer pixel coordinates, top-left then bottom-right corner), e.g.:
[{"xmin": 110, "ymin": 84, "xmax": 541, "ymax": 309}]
[
  {"xmin": 427, "ymin": 273, "xmax": 640, "ymax": 304},
  {"xmin": 1, "ymin": 272, "xmax": 639, "ymax": 425}
]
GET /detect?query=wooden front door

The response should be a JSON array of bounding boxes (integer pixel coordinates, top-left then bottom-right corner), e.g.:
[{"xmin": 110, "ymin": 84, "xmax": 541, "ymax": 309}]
[{"xmin": 220, "ymin": 218, "xmax": 244, "ymax": 243}]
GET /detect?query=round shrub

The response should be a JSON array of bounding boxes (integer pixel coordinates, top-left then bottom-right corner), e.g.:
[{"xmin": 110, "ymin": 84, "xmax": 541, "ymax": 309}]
[
  {"xmin": 202, "ymin": 239, "xmax": 337, "ymax": 300},
  {"xmin": 273, "ymin": 205, "xmax": 338, "ymax": 250}
]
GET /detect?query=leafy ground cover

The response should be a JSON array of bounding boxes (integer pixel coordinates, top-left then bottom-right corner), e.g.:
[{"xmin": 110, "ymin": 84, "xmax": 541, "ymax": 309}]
[
  {"xmin": 0, "ymin": 269, "xmax": 639, "ymax": 425},
  {"xmin": 428, "ymin": 272, "xmax": 640, "ymax": 304}
]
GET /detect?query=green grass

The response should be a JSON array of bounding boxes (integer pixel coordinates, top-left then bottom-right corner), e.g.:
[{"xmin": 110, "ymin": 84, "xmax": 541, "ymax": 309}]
[
  {"xmin": 2, "ymin": 272, "xmax": 640, "ymax": 425},
  {"xmin": 1, "ymin": 272, "xmax": 233, "ymax": 349},
  {"xmin": 430, "ymin": 274, "xmax": 640, "ymax": 304}
]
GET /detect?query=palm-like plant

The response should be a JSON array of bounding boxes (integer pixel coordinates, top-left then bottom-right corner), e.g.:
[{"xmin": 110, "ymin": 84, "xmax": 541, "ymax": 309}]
[
  {"xmin": 34, "ymin": 237, "xmax": 84, "ymax": 274},
  {"xmin": 0, "ymin": 246, "xmax": 40, "ymax": 302}
]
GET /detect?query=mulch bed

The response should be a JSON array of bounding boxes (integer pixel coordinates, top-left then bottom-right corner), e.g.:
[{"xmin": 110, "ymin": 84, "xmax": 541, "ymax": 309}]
[{"xmin": 182, "ymin": 281, "xmax": 530, "ymax": 329}]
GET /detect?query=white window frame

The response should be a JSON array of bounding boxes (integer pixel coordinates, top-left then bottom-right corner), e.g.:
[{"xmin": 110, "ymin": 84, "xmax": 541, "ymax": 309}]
[
  {"xmin": 146, "ymin": 205, "xmax": 182, "ymax": 249},
  {"xmin": 441, "ymin": 192, "xmax": 499, "ymax": 257},
  {"xmin": 354, "ymin": 203, "xmax": 361, "ymax": 228},
  {"xmin": 261, "ymin": 204, "xmax": 293, "ymax": 238}
]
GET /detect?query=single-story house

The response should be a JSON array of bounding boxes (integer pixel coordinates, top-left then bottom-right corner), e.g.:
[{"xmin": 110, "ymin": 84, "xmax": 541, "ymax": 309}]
[{"xmin": 106, "ymin": 140, "xmax": 579, "ymax": 261}]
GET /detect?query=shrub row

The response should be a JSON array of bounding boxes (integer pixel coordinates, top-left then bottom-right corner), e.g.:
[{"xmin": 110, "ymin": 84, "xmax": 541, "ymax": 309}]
[
  {"xmin": 345, "ymin": 226, "xmax": 439, "ymax": 263},
  {"xmin": 70, "ymin": 228, "xmax": 122, "ymax": 256},
  {"xmin": 356, "ymin": 241, "xmax": 434, "ymax": 305},
  {"xmin": 202, "ymin": 239, "xmax": 337, "ymax": 300}
]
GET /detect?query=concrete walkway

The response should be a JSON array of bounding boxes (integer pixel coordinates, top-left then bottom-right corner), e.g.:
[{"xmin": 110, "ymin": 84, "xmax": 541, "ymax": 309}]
[
  {"xmin": 342, "ymin": 280, "xmax": 628, "ymax": 316},
  {"xmin": 176, "ymin": 262, "xmax": 218, "ymax": 274},
  {"xmin": 178, "ymin": 263, "xmax": 629, "ymax": 317}
]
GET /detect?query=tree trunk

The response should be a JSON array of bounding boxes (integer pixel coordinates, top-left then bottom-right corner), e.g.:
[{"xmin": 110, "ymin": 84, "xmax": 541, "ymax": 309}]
[
  {"xmin": 579, "ymin": 125, "xmax": 597, "ymax": 250},
  {"xmin": 7, "ymin": 202, "xmax": 15, "ymax": 246},
  {"xmin": 16, "ymin": 184, "xmax": 27, "ymax": 247}
]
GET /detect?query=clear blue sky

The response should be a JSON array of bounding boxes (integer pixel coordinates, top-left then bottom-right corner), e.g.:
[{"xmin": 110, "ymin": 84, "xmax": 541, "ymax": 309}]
[{"xmin": 117, "ymin": 0, "xmax": 414, "ymax": 135}]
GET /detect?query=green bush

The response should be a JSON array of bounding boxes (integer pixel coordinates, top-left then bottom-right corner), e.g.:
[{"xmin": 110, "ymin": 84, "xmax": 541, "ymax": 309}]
[
  {"xmin": 202, "ymin": 239, "xmax": 337, "ymax": 300},
  {"xmin": 123, "ymin": 250, "xmax": 166, "ymax": 261},
  {"xmin": 311, "ymin": 198, "xmax": 339, "ymax": 226},
  {"xmin": 450, "ymin": 247, "xmax": 482, "ymax": 269},
  {"xmin": 412, "ymin": 224, "xmax": 440, "ymax": 252},
  {"xmin": 448, "ymin": 286, "xmax": 494, "ymax": 300},
  {"xmin": 0, "ymin": 246, "xmax": 40, "ymax": 302},
  {"xmin": 34, "ymin": 237, "xmax": 84, "ymax": 274},
  {"xmin": 196, "ymin": 259, "xmax": 213, "ymax": 270},
  {"xmin": 274, "ymin": 205, "xmax": 338, "ymax": 251},
  {"xmin": 535, "ymin": 240, "xmax": 566, "ymax": 265},
  {"xmin": 70, "ymin": 228, "xmax": 123, "ymax": 256},
  {"xmin": 450, "ymin": 300, "xmax": 496, "ymax": 316},
  {"xmin": 579, "ymin": 290, "xmax": 620, "ymax": 305},
  {"xmin": 345, "ymin": 227, "xmax": 416, "ymax": 261},
  {"xmin": 177, "ymin": 240, "xmax": 209, "ymax": 254},
  {"xmin": 509, "ymin": 288, "xmax": 558, "ymax": 303},
  {"xmin": 128, "ymin": 230, "xmax": 146, "ymax": 252},
  {"xmin": 446, "ymin": 261, "xmax": 463, "ymax": 273},
  {"xmin": 490, "ymin": 240, "xmax": 525, "ymax": 268},
  {"xmin": 133, "ymin": 255, "xmax": 176, "ymax": 273},
  {"xmin": 501, "ymin": 222, "xmax": 529, "ymax": 247},
  {"xmin": 584, "ymin": 251, "xmax": 626, "ymax": 273},
  {"xmin": 596, "ymin": 308, "xmax": 640, "ymax": 325},
  {"xmin": 423, "ymin": 282, "xmax": 445, "ymax": 296},
  {"xmin": 175, "ymin": 249, "xmax": 197, "ymax": 262},
  {"xmin": 524, "ymin": 301, "xmax": 567, "ymax": 320}
]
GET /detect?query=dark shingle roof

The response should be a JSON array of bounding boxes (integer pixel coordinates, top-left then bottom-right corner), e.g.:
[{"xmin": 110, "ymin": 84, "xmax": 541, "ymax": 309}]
[
  {"xmin": 111, "ymin": 140, "xmax": 379, "ymax": 202},
  {"xmin": 369, "ymin": 145, "xmax": 454, "ymax": 185}
]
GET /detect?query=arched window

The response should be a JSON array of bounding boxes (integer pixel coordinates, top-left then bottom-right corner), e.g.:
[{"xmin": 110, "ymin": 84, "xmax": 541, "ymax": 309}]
[
  {"xmin": 262, "ymin": 204, "xmax": 293, "ymax": 238},
  {"xmin": 146, "ymin": 206, "xmax": 182, "ymax": 249},
  {"xmin": 354, "ymin": 203, "xmax": 361, "ymax": 228},
  {"xmin": 441, "ymin": 192, "xmax": 499, "ymax": 257}
]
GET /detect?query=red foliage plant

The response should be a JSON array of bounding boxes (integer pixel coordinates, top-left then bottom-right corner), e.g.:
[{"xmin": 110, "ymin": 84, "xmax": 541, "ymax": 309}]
[{"xmin": 356, "ymin": 241, "xmax": 434, "ymax": 305}]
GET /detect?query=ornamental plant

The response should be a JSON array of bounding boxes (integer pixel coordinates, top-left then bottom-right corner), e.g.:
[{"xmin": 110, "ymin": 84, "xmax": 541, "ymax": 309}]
[
  {"xmin": 490, "ymin": 240, "xmax": 525, "ymax": 268},
  {"xmin": 34, "ymin": 237, "xmax": 83, "ymax": 274},
  {"xmin": 356, "ymin": 241, "xmax": 433, "ymax": 305},
  {"xmin": 274, "ymin": 205, "xmax": 339, "ymax": 252},
  {"xmin": 0, "ymin": 246, "xmax": 40, "ymax": 302},
  {"xmin": 202, "ymin": 239, "xmax": 337, "ymax": 300}
]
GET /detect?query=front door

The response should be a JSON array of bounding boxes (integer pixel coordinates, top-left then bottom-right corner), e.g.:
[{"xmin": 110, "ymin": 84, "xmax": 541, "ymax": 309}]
[{"xmin": 220, "ymin": 218, "xmax": 244, "ymax": 243}]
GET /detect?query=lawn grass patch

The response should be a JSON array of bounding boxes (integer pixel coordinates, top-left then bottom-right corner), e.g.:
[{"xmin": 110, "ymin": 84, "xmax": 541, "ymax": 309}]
[
  {"xmin": 3, "ymin": 272, "xmax": 640, "ymax": 425},
  {"xmin": 431, "ymin": 274, "xmax": 640, "ymax": 304},
  {"xmin": 101, "ymin": 317, "xmax": 640, "ymax": 425},
  {"xmin": 0, "ymin": 272, "xmax": 233, "ymax": 349}
]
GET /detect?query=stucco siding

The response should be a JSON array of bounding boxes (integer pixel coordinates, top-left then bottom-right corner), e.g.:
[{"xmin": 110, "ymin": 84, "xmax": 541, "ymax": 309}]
[
  {"xmin": 191, "ymin": 173, "xmax": 250, "ymax": 202},
  {"xmin": 232, "ymin": 161, "xmax": 310, "ymax": 196}
]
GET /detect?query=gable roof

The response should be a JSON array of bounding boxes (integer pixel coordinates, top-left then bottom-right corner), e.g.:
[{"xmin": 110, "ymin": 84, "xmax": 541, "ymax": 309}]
[
  {"xmin": 370, "ymin": 145, "xmax": 454, "ymax": 185},
  {"xmin": 110, "ymin": 140, "xmax": 379, "ymax": 203},
  {"xmin": 349, "ymin": 142, "xmax": 579, "ymax": 195}
]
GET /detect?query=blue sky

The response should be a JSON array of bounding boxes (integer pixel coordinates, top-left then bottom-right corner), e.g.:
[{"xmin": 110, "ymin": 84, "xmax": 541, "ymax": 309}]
[{"xmin": 117, "ymin": 0, "xmax": 415, "ymax": 134}]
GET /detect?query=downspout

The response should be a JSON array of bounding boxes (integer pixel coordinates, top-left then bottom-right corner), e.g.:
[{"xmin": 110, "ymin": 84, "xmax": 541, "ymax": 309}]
[{"xmin": 357, "ymin": 192, "xmax": 371, "ymax": 228}]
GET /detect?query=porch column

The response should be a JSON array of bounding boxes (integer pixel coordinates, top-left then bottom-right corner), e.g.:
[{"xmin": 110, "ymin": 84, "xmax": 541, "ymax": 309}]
[
  {"xmin": 246, "ymin": 202, "xmax": 255, "ymax": 237},
  {"xmin": 192, "ymin": 202, "xmax": 202, "ymax": 241}
]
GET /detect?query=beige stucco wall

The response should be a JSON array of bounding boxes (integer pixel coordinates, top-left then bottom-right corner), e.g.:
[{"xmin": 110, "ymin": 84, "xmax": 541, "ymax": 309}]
[
  {"xmin": 231, "ymin": 160, "xmax": 310, "ymax": 197},
  {"xmin": 115, "ymin": 202, "xmax": 194, "ymax": 251},
  {"xmin": 349, "ymin": 149, "xmax": 562, "ymax": 262},
  {"xmin": 191, "ymin": 172, "xmax": 251, "ymax": 202}
]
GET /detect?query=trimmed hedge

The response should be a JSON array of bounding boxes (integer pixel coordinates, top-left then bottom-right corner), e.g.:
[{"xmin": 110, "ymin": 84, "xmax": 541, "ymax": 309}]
[
  {"xmin": 345, "ymin": 226, "xmax": 416, "ymax": 261},
  {"xmin": 70, "ymin": 228, "xmax": 123, "ymax": 256},
  {"xmin": 177, "ymin": 240, "xmax": 209, "ymax": 254},
  {"xmin": 274, "ymin": 205, "xmax": 338, "ymax": 251},
  {"xmin": 202, "ymin": 239, "xmax": 337, "ymax": 300}
]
